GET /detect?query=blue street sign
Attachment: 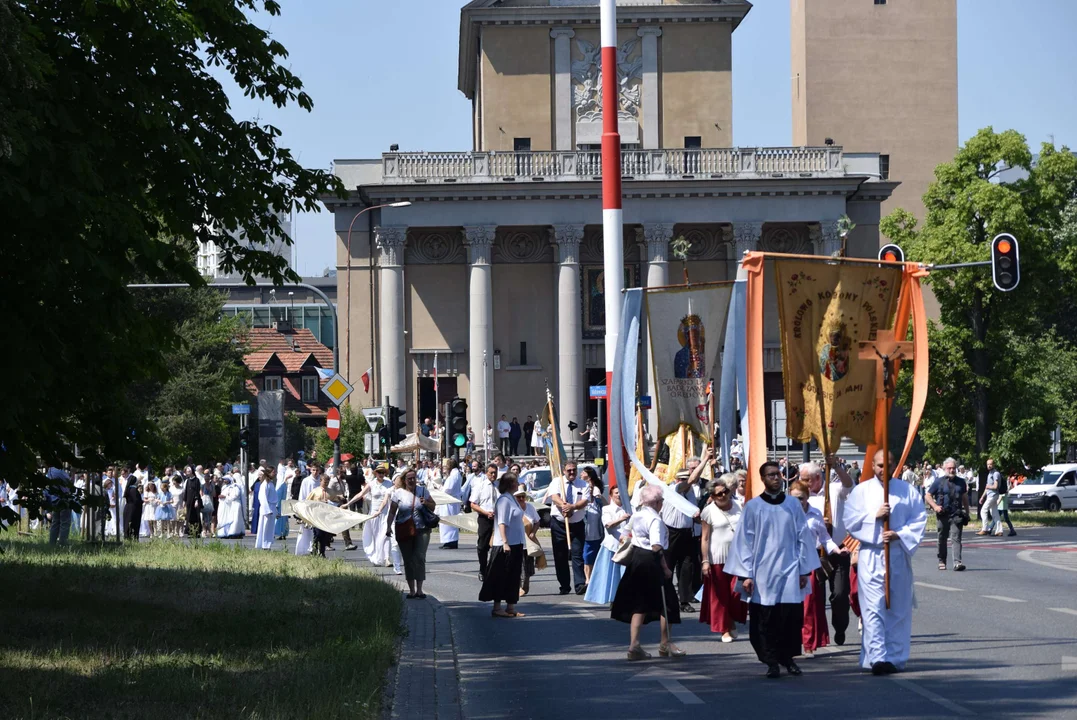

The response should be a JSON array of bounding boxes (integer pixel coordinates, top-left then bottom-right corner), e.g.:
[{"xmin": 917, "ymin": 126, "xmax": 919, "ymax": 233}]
[
  {"xmin": 231, "ymin": 404, "xmax": 251, "ymax": 415},
  {"xmin": 589, "ymin": 385, "xmax": 608, "ymax": 399},
  {"xmin": 639, "ymin": 395, "xmax": 652, "ymax": 409}
]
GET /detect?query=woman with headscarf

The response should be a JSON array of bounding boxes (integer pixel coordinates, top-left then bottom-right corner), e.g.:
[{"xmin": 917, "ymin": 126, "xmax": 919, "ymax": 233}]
[
  {"xmin": 699, "ymin": 473, "xmax": 747, "ymax": 642},
  {"xmin": 610, "ymin": 484, "xmax": 684, "ymax": 660},
  {"xmin": 215, "ymin": 475, "xmax": 245, "ymax": 539},
  {"xmin": 255, "ymin": 468, "xmax": 278, "ymax": 550},
  {"xmin": 184, "ymin": 471, "xmax": 203, "ymax": 539},
  {"xmin": 123, "ymin": 473, "xmax": 143, "ymax": 540}
]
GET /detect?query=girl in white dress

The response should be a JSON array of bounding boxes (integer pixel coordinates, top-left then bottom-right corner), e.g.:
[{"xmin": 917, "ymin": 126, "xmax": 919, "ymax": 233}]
[
  {"xmin": 362, "ymin": 467, "xmax": 402, "ymax": 573},
  {"xmin": 140, "ymin": 483, "xmax": 157, "ymax": 538}
]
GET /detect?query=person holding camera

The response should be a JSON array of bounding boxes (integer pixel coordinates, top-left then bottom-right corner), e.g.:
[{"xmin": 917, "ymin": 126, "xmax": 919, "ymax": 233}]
[{"xmin": 925, "ymin": 457, "xmax": 969, "ymax": 571}]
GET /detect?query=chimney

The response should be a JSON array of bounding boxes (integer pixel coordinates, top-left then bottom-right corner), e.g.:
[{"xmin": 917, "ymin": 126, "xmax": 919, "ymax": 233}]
[{"xmin": 272, "ymin": 318, "xmax": 293, "ymax": 333}]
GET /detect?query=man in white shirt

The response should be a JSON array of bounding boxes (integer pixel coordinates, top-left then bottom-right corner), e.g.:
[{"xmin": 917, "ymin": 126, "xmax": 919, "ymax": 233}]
[
  {"xmin": 800, "ymin": 456, "xmax": 854, "ymax": 646},
  {"xmin": 662, "ymin": 461, "xmax": 705, "ymax": 612},
  {"xmin": 469, "ymin": 464, "xmax": 499, "ymax": 581},
  {"xmin": 547, "ymin": 462, "xmax": 590, "ymax": 595},
  {"xmin": 496, "ymin": 415, "xmax": 512, "ymax": 455}
]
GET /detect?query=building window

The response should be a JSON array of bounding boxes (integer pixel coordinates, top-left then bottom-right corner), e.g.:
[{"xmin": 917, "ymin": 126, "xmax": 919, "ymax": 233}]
[
  {"xmin": 874, "ymin": 0, "xmax": 886, "ymax": 5},
  {"xmin": 514, "ymin": 138, "xmax": 531, "ymax": 175},
  {"xmin": 684, "ymin": 136, "xmax": 702, "ymax": 149},
  {"xmin": 683, "ymin": 136, "xmax": 703, "ymax": 173},
  {"xmin": 264, "ymin": 375, "xmax": 282, "ymax": 392},
  {"xmin": 302, "ymin": 375, "xmax": 319, "ymax": 403},
  {"xmin": 879, "ymin": 154, "xmax": 890, "ymax": 180}
]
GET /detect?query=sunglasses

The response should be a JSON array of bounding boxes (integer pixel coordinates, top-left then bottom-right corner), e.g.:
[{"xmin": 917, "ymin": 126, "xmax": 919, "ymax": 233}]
[{"xmin": 714, "ymin": 490, "xmax": 730, "ymax": 497}]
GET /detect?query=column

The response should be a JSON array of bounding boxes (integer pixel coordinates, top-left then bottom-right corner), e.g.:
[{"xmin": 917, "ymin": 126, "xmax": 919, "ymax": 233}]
[
  {"xmin": 641, "ymin": 223, "xmax": 672, "ymax": 435},
  {"xmin": 812, "ymin": 220, "xmax": 843, "ymax": 257},
  {"xmin": 551, "ymin": 28, "xmax": 576, "ymax": 151},
  {"xmin": 732, "ymin": 221, "xmax": 763, "ymax": 261},
  {"xmin": 637, "ymin": 27, "xmax": 662, "ymax": 150},
  {"xmin": 553, "ymin": 224, "xmax": 585, "ymax": 437},
  {"xmin": 464, "ymin": 225, "xmax": 496, "ymax": 440},
  {"xmin": 375, "ymin": 226, "xmax": 408, "ymax": 409}
]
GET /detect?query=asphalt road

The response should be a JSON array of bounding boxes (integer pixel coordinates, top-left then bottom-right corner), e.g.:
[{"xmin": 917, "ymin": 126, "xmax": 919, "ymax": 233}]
[{"xmin": 282, "ymin": 524, "xmax": 1077, "ymax": 719}]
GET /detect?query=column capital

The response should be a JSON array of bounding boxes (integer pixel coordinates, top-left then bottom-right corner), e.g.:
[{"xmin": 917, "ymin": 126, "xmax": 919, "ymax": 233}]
[
  {"xmin": 374, "ymin": 226, "xmax": 407, "ymax": 266},
  {"xmin": 641, "ymin": 223, "xmax": 674, "ymax": 263},
  {"xmin": 464, "ymin": 225, "xmax": 497, "ymax": 265},
  {"xmin": 732, "ymin": 221, "xmax": 763, "ymax": 258},
  {"xmin": 552, "ymin": 224, "xmax": 584, "ymax": 264},
  {"xmin": 550, "ymin": 27, "xmax": 576, "ymax": 39},
  {"xmin": 813, "ymin": 220, "xmax": 843, "ymax": 257},
  {"xmin": 637, "ymin": 26, "xmax": 663, "ymax": 38}
]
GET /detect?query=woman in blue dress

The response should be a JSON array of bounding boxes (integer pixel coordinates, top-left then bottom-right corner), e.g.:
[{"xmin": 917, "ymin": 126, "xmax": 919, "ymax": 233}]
[{"xmin": 584, "ymin": 484, "xmax": 630, "ymax": 604}]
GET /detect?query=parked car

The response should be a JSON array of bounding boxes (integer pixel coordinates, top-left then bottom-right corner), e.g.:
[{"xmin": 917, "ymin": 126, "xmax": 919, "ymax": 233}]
[
  {"xmin": 1007, "ymin": 464, "xmax": 1077, "ymax": 512},
  {"xmin": 520, "ymin": 463, "xmax": 605, "ymax": 527}
]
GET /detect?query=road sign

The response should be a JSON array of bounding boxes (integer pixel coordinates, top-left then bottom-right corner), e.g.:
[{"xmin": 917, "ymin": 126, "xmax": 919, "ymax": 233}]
[
  {"xmin": 326, "ymin": 407, "xmax": 341, "ymax": 441},
  {"xmin": 362, "ymin": 407, "xmax": 385, "ymax": 431},
  {"xmin": 589, "ymin": 385, "xmax": 608, "ymax": 399},
  {"xmin": 639, "ymin": 395, "xmax": 652, "ymax": 409},
  {"xmin": 363, "ymin": 432, "xmax": 378, "ymax": 456},
  {"xmin": 320, "ymin": 373, "xmax": 354, "ymax": 405},
  {"xmin": 231, "ymin": 403, "xmax": 251, "ymax": 415}
]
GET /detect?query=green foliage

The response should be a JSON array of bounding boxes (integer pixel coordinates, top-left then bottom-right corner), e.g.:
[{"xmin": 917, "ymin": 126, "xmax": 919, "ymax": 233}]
[
  {"xmin": 284, "ymin": 411, "xmax": 315, "ymax": 459},
  {"xmin": 0, "ymin": 0, "xmax": 346, "ymax": 524},
  {"xmin": 883, "ymin": 128, "xmax": 1077, "ymax": 474},
  {"xmin": 313, "ymin": 404, "xmax": 372, "ymax": 463}
]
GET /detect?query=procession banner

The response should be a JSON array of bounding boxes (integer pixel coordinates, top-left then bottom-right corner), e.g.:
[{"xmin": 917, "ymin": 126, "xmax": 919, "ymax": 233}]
[
  {"xmin": 774, "ymin": 259, "xmax": 902, "ymax": 450},
  {"xmin": 540, "ymin": 397, "xmax": 567, "ymax": 493},
  {"xmin": 645, "ymin": 283, "xmax": 733, "ymax": 440},
  {"xmin": 292, "ymin": 501, "xmax": 375, "ymax": 535}
]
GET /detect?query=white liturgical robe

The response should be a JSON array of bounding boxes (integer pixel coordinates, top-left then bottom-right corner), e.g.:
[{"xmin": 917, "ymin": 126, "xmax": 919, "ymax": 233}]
[
  {"xmin": 843, "ymin": 476, "xmax": 927, "ymax": 671},
  {"xmin": 436, "ymin": 469, "xmax": 463, "ymax": 545},
  {"xmin": 724, "ymin": 493, "xmax": 819, "ymax": 605}
]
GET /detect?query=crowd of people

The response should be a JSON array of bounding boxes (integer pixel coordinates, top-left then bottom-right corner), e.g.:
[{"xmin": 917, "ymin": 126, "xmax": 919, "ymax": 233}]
[{"xmin": 7, "ymin": 443, "xmax": 1021, "ymax": 679}]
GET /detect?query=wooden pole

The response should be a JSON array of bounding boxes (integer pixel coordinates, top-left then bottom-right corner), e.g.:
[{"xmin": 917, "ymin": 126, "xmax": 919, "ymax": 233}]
[{"xmin": 881, "ymin": 362, "xmax": 892, "ymax": 610}]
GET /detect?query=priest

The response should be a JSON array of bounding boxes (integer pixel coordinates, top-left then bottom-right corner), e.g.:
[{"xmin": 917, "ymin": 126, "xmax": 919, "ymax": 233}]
[
  {"xmin": 725, "ymin": 461, "xmax": 818, "ymax": 678},
  {"xmin": 843, "ymin": 449, "xmax": 926, "ymax": 675}
]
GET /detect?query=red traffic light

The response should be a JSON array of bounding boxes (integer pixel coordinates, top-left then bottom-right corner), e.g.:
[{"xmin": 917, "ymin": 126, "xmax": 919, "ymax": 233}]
[
  {"xmin": 878, "ymin": 244, "xmax": 904, "ymax": 263},
  {"xmin": 996, "ymin": 238, "xmax": 1012, "ymax": 255},
  {"xmin": 883, "ymin": 250, "xmax": 899, "ymax": 262},
  {"xmin": 991, "ymin": 233, "xmax": 1019, "ymax": 292}
]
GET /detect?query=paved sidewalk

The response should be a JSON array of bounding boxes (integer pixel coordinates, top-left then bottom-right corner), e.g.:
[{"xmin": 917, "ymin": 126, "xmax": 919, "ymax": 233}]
[{"xmin": 389, "ymin": 595, "xmax": 462, "ymax": 720}]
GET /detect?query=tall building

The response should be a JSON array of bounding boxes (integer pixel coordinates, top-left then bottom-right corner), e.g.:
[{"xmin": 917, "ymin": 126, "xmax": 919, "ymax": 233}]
[
  {"xmin": 325, "ymin": 0, "xmax": 896, "ymax": 443},
  {"xmin": 791, "ymin": 0, "xmax": 958, "ymax": 227},
  {"xmin": 197, "ymin": 211, "xmax": 295, "ymax": 278}
]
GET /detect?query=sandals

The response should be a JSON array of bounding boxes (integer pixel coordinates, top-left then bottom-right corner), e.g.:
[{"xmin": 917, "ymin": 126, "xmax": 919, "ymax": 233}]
[
  {"xmin": 491, "ymin": 609, "xmax": 513, "ymax": 618},
  {"xmin": 658, "ymin": 643, "xmax": 687, "ymax": 658},
  {"xmin": 938, "ymin": 562, "xmax": 946, "ymax": 571},
  {"xmin": 627, "ymin": 646, "xmax": 652, "ymax": 661}
]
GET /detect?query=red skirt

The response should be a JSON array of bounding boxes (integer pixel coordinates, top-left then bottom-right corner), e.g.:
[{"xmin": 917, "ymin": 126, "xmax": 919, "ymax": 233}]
[
  {"xmin": 699, "ymin": 563, "xmax": 747, "ymax": 633},
  {"xmin": 850, "ymin": 563, "xmax": 861, "ymax": 618},
  {"xmin": 802, "ymin": 570, "xmax": 829, "ymax": 652}
]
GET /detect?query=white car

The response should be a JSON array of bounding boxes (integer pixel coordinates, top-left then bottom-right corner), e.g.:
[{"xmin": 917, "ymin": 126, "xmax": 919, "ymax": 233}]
[{"xmin": 1007, "ymin": 464, "xmax": 1077, "ymax": 512}]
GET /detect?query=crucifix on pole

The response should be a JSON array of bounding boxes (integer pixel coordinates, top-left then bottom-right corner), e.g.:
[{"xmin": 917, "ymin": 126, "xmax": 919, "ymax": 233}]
[{"xmin": 857, "ymin": 329, "xmax": 914, "ymax": 610}]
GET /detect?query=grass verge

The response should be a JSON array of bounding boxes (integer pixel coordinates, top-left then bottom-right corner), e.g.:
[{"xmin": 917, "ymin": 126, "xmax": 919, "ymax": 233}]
[
  {"xmin": 1, "ymin": 533, "xmax": 402, "ymax": 720},
  {"xmin": 925, "ymin": 510, "xmax": 1077, "ymax": 532}
]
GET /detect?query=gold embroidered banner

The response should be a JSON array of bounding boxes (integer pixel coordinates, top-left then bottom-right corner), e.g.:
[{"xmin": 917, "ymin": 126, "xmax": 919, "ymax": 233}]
[{"xmin": 774, "ymin": 260, "xmax": 902, "ymax": 450}]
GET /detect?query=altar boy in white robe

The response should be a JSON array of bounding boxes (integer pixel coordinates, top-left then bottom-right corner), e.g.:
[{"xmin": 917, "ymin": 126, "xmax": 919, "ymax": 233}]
[
  {"xmin": 436, "ymin": 458, "xmax": 463, "ymax": 549},
  {"xmin": 843, "ymin": 449, "xmax": 926, "ymax": 675},
  {"xmin": 255, "ymin": 472, "xmax": 277, "ymax": 550},
  {"xmin": 725, "ymin": 460, "xmax": 818, "ymax": 679}
]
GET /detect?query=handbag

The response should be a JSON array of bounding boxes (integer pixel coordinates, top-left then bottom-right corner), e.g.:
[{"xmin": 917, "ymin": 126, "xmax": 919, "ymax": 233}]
[
  {"xmin": 415, "ymin": 488, "xmax": 440, "ymax": 530},
  {"xmin": 612, "ymin": 533, "xmax": 634, "ymax": 565}
]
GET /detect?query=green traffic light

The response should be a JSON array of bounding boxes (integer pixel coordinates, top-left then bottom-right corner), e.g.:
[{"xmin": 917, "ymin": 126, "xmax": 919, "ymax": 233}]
[{"xmin": 453, "ymin": 434, "xmax": 466, "ymax": 448}]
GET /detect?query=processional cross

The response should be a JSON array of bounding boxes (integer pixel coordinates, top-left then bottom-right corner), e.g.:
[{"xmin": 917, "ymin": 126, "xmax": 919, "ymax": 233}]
[{"xmin": 857, "ymin": 329, "xmax": 914, "ymax": 610}]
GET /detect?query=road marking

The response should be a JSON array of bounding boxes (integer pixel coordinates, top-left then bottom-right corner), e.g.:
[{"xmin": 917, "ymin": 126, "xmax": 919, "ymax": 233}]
[
  {"xmin": 890, "ymin": 677, "xmax": 973, "ymax": 717},
  {"xmin": 572, "ymin": 608, "xmax": 598, "ymax": 619},
  {"xmin": 1018, "ymin": 550, "xmax": 1077, "ymax": 573},
  {"xmin": 1048, "ymin": 608, "xmax": 1077, "ymax": 617},
  {"xmin": 1063, "ymin": 656, "xmax": 1077, "ymax": 672},
  {"xmin": 981, "ymin": 595, "xmax": 1026, "ymax": 603},
  {"xmin": 629, "ymin": 668, "xmax": 704, "ymax": 705},
  {"xmin": 914, "ymin": 582, "xmax": 963, "ymax": 592}
]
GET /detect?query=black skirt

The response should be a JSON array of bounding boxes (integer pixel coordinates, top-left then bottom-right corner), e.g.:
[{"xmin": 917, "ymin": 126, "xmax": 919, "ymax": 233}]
[
  {"xmin": 479, "ymin": 544, "xmax": 525, "ymax": 603},
  {"xmin": 610, "ymin": 545, "xmax": 681, "ymax": 625}
]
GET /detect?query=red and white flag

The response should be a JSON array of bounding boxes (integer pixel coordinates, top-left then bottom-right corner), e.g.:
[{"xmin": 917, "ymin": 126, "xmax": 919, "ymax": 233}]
[
  {"xmin": 433, "ymin": 352, "xmax": 439, "ymax": 396},
  {"xmin": 361, "ymin": 366, "xmax": 373, "ymax": 393}
]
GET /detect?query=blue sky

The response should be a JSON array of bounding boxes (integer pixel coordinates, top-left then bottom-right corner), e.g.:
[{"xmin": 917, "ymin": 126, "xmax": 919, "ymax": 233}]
[{"xmin": 220, "ymin": 0, "xmax": 1077, "ymax": 276}]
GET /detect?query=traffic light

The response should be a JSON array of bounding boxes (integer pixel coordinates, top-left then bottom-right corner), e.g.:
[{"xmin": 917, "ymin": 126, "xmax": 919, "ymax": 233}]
[
  {"xmin": 239, "ymin": 427, "xmax": 250, "ymax": 449},
  {"xmin": 378, "ymin": 426, "xmax": 390, "ymax": 448},
  {"xmin": 879, "ymin": 244, "xmax": 904, "ymax": 263},
  {"xmin": 991, "ymin": 233, "xmax": 1020, "ymax": 292},
  {"xmin": 448, "ymin": 397, "xmax": 468, "ymax": 448},
  {"xmin": 388, "ymin": 405, "xmax": 406, "ymax": 445}
]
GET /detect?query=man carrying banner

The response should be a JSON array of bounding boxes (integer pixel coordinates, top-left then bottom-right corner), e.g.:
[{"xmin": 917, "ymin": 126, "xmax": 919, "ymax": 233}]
[
  {"xmin": 843, "ymin": 450, "xmax": 926, "ymax": 675},
  {"xmin": 548, "ymin": 462, "xmax": 590, "ymax": 595},
  {"xmin": 725, "ymin": 461, "xmax": 818, "ymax": 678}
]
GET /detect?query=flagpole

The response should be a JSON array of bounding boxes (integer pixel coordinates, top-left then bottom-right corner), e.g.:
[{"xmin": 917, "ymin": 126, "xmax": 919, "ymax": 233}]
[
  {"xmin": 546, "ymin": 384, "xmax": 571, "ymax": 554},
  {"xmin": 600, "ymin": 0, "xmax": 624, "ymax": 492}
]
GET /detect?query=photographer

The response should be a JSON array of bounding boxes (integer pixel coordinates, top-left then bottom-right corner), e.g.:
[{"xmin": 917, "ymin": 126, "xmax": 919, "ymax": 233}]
[{"xmin": 925, "ymin": 457, "xmax": 969, "ymax": 572}]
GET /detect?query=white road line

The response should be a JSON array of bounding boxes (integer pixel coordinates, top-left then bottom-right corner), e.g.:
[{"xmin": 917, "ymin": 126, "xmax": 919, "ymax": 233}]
[
  {"xmin": 1017, "ymin": 550, "xmax": 1077, "ymax": 573},
  {"xmin": 890, "ymin": 677, "xmax": 974, "ymax": 717},
  {"xmin": 914, "ymin": 581, "xmax": 963, "ymax": 592},
  {"xmin": 1063, "ymin": 656, "xmax": 1077, "ymax": 672},
  {"xmin": 981, "ymin": 595, "xmax": 1026, "ymax": 603},
  {"xmin": 1048, "ymin": 607, "xmax": 1077, "ymax": 617},
  {"xmin": 572, "ymin": 608, "xmax": 598, "ymax": 619}
]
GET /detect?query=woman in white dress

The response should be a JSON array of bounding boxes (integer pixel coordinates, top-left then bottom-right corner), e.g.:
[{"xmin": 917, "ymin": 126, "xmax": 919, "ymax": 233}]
[
  {"xmin": 435, "ymin": 458, "xmax": 463, "ymax": 549},
  {"xmin": 215, "ymin": 476, "xmax": 245, "ymax": 538},
  {"xmin": 362, "ymin": 465, "xmax": 402, "ymax": 573}
]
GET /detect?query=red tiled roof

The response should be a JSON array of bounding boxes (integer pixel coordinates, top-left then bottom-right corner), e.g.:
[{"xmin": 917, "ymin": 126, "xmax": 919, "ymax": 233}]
[{"xmin": 243, "ymin": 327, "xmax": 333, "ymax": 373}]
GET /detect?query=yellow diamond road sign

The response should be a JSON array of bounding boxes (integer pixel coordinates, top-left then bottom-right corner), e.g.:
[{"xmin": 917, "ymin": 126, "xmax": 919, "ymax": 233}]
[{"xmin": 320, "ymin": 373, "xmax": 354, "ymax": 405}]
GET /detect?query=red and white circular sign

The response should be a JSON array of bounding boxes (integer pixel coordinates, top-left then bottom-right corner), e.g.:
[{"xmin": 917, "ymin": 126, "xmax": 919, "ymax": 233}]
[{"xmin": 326, "ymin": 407, "xmax": 341, "ymax": 441}]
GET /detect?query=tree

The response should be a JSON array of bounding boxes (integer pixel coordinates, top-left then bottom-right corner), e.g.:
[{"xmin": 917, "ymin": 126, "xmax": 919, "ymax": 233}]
[
  {"xmin": 882, "ymin": 128, "xmax": 1077, "ymax": 474},
  {"xmin": 127, "ymin": 287, "xmax": 251, "ymax": 464},
  {"xmin": 312, "ymin": 406, "xmax": 371, "ymax": 465},
  {"xmin": 0, "ymin": 0, "xmax": 345, "ymax": 524}
]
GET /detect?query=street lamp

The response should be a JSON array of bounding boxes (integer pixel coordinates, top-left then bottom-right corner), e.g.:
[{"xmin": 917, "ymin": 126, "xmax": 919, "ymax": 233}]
[{"xmin": 345, "ymin": 200, "xmax": 412, "ymax": 386}]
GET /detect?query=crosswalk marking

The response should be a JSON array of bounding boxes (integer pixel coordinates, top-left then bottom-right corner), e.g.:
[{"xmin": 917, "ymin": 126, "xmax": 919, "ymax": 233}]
[
  {"xmin": 915, "ymin": 582, "xmax": 963, "ymax": 592},
  {"xmin": 981, "ymin": 595, "xmax": 1026, "ymax": 603},
  {"xmin": 1048, "ymin": 607, "xmax": 1077, "ymax": 617}
]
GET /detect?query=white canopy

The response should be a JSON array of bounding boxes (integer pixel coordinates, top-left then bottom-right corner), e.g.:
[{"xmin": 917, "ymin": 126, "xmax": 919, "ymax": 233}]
[{"xmin": 390, "ymin": 432, "xmax": 439, "ymax": 454}]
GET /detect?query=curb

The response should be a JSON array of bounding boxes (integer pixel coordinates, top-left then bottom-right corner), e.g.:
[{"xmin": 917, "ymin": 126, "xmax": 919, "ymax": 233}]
[{"xmin": 387, "ymin": 591, "xmax": 464, "ymax": 720}]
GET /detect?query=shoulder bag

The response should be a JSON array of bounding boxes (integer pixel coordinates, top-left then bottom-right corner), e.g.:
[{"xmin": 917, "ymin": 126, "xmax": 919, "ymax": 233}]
[
  {"xmin": 394, "ymin": 492, "xmax": 418, "ymax": 541},
  {"xmin": 415, "ymin": 486, "xmax": 440, "ymax": 530},
  {"xmin": 612, "ymin": 532, "xmax": 634, "ymax": 565}
]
